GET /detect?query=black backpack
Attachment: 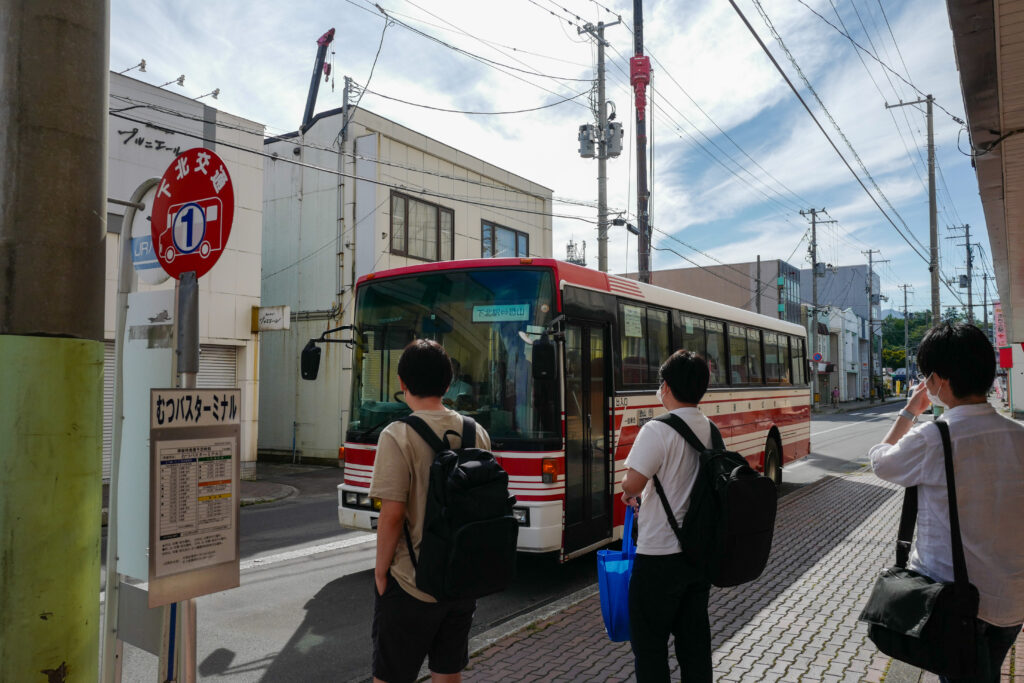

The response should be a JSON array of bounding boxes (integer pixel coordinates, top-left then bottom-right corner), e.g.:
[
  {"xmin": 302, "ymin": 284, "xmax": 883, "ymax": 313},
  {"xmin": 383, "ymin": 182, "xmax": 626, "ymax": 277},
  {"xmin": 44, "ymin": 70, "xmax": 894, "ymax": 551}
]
[
  {"xmin": 650, "ymin": 414, "xmax": 777, "ymax": 588},
  {"xmin": 400, "ymin": 415, "xmax": 519, "ymax": 601}
]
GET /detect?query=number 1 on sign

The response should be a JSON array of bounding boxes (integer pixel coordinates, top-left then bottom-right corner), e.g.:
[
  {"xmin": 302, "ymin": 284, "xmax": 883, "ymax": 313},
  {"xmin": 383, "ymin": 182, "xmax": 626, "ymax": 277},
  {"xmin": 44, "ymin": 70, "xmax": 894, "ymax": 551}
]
[{"xmin": 173, "ymin": 202, "xmax": 206, "ymax": 255}]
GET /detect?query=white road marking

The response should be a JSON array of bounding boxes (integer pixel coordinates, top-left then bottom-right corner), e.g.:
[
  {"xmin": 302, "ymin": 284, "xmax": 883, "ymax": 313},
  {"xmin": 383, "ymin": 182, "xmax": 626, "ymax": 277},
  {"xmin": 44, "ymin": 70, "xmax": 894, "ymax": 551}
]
[
  {"xmin": 239, "ymin": 533, "xmax": 377, "ymax": 571},
  {"xmin": 100, "ymin": 535, "xmax": 378, "ymax": 605}
]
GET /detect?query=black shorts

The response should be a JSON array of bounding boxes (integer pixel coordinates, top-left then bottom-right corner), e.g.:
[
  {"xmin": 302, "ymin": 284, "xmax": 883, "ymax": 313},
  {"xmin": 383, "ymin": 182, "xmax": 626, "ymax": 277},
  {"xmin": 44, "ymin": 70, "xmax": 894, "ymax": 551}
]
[{"xmin": 371, "ymin": 573, "xmax": 476, "ymax": 683}]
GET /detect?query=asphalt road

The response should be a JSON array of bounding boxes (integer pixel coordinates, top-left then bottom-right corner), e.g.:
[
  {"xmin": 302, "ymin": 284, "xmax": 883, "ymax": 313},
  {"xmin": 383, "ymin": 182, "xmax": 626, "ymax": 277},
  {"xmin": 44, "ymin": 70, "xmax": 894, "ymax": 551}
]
[{"xmin": 115, "ymin": 405, "xmax": 904, "ymax": 682}]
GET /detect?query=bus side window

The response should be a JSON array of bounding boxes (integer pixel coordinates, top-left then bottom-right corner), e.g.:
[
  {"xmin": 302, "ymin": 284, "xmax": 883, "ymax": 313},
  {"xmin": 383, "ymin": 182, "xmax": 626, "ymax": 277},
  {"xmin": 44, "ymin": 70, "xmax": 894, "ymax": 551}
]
[
  {"xmin": 747, "ymin": 328, "xmax": 763, "ymax": 384},
  {"xmin": 647, "ymin": 308, "xmax": 671, "ymax": 381},
  {"xmin": 728, "ymin": 324, "xmax": 749, "ymax": 385},
  {"xmin": 705, "ymin": 321, "xmax": 726, "ymax": 386}
]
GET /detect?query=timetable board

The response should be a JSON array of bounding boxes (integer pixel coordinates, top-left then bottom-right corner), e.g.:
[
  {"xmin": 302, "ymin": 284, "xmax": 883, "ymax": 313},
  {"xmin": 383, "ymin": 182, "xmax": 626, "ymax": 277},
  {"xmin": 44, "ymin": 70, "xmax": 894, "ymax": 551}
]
[{"xmin": 148, "ymin": 388, "xmax": 241, "ymax": 607}]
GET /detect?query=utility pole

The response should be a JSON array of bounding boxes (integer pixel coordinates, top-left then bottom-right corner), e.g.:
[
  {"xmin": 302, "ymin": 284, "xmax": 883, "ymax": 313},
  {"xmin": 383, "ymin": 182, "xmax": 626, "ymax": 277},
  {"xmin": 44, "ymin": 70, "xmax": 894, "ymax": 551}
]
[
  {"xmin": 631, "ymin": 0, "xmax": 652, "ymax": 283},
  {"xmin": 899, "ymin": 284, "xmax": 914, "ymax": 390},
  {"xmin": 887, "ymin": 95, "xmax": 938, "ymax": 325},
  {"xmin": 947, "ymin": 224, "xmax": 973, "ymax": 323},
  {"xmin": 578, "ymin": 18, "xmax": 621, "ymax": 273},
  {"xmin": 756, "ymin": 255, "xmax": 762, "ymax": 314},
  {"xmin": 0, "ymin": 2, "xmax": 108, "ymax": 681},
  {"xmin": 863, "ymin": 250, "xmax": 889, "ymax": 403},
  {"xmin": 800, "ymin": 208, "xmax": 834, "ymax": 408},
  {"xmin": 984, "ymin": 274, "xmax": 995, "ymax": 341}
]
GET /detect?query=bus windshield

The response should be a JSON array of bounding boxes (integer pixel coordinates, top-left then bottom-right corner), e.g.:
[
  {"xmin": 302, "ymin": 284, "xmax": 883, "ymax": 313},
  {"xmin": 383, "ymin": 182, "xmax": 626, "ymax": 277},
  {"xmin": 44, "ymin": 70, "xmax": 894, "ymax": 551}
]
[{"xmin": 347, "ymin": 267, "xmax": 560, "ymax": 450}]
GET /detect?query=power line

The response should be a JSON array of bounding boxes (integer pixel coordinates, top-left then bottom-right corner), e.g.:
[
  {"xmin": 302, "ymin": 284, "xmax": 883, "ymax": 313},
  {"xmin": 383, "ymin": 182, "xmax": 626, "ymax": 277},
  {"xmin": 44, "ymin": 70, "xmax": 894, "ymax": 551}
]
[
  {"xmin": 355, "ymin": 82, "xmax": 591, "ymax": 114},
  {"xmin": 750, "ymin": 0, "xmax": 928, "ymax": 258},
  {"xmin": 375, "ymin": 2, "xmax": 592, "ymax": 82},
  {"xmin": 726, "ymin": 0, "xmax": 933, "ymax": 269},
  {"xmin": 794, "ymin": 0, "xmax": 964, "ymax": 124},
  {"xmin": 110, "ymin": 110, "xmax": 598, "ymax": 224}
]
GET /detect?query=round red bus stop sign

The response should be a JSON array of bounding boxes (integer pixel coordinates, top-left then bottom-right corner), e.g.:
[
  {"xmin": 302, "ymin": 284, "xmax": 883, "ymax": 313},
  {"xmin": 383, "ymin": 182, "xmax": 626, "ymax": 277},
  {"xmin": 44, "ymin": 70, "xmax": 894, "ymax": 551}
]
[{"xmin": 150, "ymin": 148, "xmax": 235, "ymax": 279}]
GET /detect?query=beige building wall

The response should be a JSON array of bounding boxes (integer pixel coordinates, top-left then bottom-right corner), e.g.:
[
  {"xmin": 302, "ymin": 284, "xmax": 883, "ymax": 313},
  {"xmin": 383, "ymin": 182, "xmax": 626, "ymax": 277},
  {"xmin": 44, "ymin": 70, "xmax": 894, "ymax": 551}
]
[
  {"xmin": 105, "ymin": 73, "xmax": 265, "ymax": 478},
  {"xmin": 260, "ymin": 106, "xmax": 553, "ymax": 461}
]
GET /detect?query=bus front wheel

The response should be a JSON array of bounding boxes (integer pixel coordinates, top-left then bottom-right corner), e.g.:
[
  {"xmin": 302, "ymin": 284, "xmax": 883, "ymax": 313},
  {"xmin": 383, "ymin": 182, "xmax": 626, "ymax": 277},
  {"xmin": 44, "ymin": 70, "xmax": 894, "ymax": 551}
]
[{"xmin": 763, "ymin": 434, "xmax": 783, "ymax": 487}]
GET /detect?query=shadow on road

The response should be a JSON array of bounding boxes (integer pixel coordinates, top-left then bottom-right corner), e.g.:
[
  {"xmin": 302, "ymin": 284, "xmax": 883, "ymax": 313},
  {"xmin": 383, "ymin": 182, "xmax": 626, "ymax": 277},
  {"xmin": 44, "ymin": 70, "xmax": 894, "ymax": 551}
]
[{"xmin": 708, "ymin": 474, "xmax": 898, "ymax": 649}]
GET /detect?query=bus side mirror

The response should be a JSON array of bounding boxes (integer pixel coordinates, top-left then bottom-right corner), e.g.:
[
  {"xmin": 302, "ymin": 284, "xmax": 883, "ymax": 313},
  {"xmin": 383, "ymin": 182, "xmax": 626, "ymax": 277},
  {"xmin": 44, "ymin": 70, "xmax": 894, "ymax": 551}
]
[
  {"xmin": 301, "ymin": 340, "xmax": 322, "ymax": 380},
  {"xmin": 532, "ymin": 333, "xmax": 555, "ymax": 381}
]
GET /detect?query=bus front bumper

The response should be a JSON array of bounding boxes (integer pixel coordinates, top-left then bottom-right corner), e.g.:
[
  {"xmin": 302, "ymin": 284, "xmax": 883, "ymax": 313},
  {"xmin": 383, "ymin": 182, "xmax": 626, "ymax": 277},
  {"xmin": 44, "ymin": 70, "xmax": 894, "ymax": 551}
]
[{"xmin": 337, "ymin": 484, "xmax": 563, "ymax": 552}]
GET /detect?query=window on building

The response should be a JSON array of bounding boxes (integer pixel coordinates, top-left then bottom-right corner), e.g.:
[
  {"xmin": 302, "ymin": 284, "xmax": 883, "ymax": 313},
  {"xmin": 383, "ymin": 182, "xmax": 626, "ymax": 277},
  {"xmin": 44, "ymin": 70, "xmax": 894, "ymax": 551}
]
[
  {"xmin": 390, "ymin": 192, "xmax": 454, "ymax": 262},
  {"xmin": 481, "ymin": 221, "xmax": 529, "ymax": 258}
]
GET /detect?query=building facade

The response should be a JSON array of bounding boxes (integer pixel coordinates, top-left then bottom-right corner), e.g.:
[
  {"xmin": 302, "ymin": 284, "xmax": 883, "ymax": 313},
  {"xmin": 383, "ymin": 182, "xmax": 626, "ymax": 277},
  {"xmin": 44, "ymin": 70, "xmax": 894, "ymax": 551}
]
[
  {"xmin": 259, "ymin": 106, "xmax": 554, "ymax": 461},
  {"xmin": 641, "ymin": 259, "xmax": 802, "ymax": 324},
  {"xmin": 105, "ymin": 73, "xmax": 265, "ymax": 479}
]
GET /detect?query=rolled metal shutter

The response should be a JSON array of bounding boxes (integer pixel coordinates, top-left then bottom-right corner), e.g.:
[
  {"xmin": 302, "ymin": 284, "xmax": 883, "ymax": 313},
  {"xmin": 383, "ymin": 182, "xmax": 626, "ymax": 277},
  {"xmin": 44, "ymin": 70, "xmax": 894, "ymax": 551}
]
[
  {"xmin": 103, "ymin": 340, "xmax": 115, "ymax": 480},
  {"xmin": 198, "ymin": 344, "xmax": 238, "ymax": 388}
]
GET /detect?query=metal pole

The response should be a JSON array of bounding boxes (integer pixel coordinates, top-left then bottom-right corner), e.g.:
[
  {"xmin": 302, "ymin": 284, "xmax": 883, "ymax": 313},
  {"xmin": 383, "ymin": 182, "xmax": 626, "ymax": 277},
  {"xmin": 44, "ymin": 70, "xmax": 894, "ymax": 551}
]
[
  {"xmin": 927, "ymin": 95, "xmax": 939, "ymax": 326},
  {"xmin": 900, "ymin": 284, "xmax": 912, "ymax": 393},
  {"xmin": 756, "ymin": 255, "xmax": 761, "ymax": 314},
  {"xmin": 800, "ymin": 209, "xmax": 823, "ymax": 408},
  {"xmin": 632, "ymin": 0, "xmax": 651, "ymax": 284},
  {"xmin": 0, "ymin": 1, "xmax": 108, "ymax": 680},
  {"xmin": 886, "ymin": 96, "xmax": 938, "ymax": 326},
  {"xmin": 984, "ymin": 274, "xmax": 990, "ymax": 340},
  {"xmin": 597, "ymin": 22, "xmax": 608, "ymax": 273},
  {"xmin": 168, "ymin": 270, "xmax": 199, "ymax": 683},
  {"xmin": 966, "ymin": 225, "xmax": 973, "ymax": 324}
]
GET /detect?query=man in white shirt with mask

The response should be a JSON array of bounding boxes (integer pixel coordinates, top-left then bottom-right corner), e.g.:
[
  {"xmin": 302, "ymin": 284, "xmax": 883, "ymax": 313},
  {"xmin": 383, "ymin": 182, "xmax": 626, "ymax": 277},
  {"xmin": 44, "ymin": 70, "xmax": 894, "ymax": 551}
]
[{"xmin": 869, "ymin": 322, "xmax": 1024, "ymax": 683}]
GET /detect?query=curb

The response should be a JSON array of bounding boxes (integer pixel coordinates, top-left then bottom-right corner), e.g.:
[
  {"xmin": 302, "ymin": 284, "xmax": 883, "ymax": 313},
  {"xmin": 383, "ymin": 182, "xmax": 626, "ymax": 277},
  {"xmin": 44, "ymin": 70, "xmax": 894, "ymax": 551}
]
[{"xmin": 240, "ymin": 484, "xmax": 299, "ymax": 507}]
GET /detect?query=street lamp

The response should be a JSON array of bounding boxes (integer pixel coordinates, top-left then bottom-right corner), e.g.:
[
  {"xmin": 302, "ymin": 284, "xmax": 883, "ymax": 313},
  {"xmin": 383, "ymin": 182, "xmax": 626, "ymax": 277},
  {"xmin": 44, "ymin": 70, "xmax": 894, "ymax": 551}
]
[
  {"xmin": 195, "ymin": 88, "xmax": 220, "ymax": 101},
  {"xmin": 159, "ymin": 74, "xmax": 185, "ymax": 88},
  {"xmin": 118, "ymin": 59, "xmax": 146, "ymax": 75}
]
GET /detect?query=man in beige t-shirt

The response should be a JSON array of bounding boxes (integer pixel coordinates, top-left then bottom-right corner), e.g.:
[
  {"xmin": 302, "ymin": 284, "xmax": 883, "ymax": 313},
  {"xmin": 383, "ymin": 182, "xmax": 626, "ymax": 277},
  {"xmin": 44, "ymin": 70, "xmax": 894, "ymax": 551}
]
[{"xmin": 369, "ymin": 339, "xmax": 491, "ymax": 683}]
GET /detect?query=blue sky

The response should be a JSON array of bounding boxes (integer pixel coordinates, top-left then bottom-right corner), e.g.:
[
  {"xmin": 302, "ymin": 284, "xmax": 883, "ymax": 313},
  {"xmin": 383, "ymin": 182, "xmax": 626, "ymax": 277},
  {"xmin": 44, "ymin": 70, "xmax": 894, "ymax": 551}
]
[{"xmin": 110, "ymin": 0, "xmax": 990, "ymax": 316}]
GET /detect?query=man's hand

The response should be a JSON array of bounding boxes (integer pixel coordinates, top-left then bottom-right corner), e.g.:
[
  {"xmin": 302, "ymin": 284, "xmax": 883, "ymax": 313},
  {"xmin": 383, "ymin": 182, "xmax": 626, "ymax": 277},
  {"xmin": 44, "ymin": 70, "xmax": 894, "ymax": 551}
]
[
  {"xmin": 621, "ymin": 492, "xmax": 639, "ymax": 509},
  {"xmin": 906, "ymin": 380, "xmax": 931, "ymax": 416}
]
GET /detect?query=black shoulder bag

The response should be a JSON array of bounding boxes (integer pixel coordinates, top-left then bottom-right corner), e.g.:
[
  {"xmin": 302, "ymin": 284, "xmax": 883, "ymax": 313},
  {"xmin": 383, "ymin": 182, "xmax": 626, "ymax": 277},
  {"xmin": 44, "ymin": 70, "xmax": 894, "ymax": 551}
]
[{"xmin": 858, "ymin": 420, "xmax": 980, "ymax": 678}]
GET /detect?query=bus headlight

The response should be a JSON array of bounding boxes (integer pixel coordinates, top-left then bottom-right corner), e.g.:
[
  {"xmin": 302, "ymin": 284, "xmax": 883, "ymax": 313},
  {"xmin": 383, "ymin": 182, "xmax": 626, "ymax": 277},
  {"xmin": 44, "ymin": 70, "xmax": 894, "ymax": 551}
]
[
  {"xmin": 344, "ymin": 492, "xmax": 358, "ymax": 506},
  {"xmin": 358, "ymin": 493, "xmax": 371, "ymax": 507},
  {"xmin": 512, "ymin": 507, "xmax": 530, "ymax": 526}
]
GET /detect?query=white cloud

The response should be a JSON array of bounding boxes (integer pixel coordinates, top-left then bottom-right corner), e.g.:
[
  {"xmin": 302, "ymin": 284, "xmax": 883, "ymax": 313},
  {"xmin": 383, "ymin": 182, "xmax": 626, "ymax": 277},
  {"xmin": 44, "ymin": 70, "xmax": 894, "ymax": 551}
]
[{"xmin": 110, "ymin": 0, "xmax": 985, "ymax": 313}]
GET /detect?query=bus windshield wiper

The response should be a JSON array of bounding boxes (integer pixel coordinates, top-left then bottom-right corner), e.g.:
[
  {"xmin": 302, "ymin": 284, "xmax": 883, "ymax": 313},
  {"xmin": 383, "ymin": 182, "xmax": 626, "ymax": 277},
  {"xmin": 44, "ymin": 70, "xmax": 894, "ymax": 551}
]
[{"xmin": 352, "ymin": 418, "xmax": 401, "ymax": 440}]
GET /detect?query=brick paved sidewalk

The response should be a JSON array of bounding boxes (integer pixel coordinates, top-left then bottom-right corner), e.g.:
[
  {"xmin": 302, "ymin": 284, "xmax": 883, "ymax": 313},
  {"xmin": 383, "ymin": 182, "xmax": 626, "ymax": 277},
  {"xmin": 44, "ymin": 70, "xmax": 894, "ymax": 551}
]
[{"xmin": 461, "ymin": 471, "xmax": 1023, "ymax": 682}]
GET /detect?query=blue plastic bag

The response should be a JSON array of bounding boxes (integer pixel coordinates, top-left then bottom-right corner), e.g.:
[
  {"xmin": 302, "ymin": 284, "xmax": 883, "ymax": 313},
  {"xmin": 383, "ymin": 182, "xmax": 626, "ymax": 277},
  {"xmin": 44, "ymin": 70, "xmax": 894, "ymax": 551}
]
[{"xmin": 597, "ymin": 504, "xmax": 637, "ymax": 642}]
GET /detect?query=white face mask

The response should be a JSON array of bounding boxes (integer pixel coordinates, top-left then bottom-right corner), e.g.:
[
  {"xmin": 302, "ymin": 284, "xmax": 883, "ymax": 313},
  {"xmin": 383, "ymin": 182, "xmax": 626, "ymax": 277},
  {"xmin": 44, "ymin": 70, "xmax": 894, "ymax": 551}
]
[
  {"xmin": 925, "ymin": 373, "xmax": 948, "ymax": 408},
  {"xmin": 657, "ymin": 382, "xmax": 666, "ymax": 405}
]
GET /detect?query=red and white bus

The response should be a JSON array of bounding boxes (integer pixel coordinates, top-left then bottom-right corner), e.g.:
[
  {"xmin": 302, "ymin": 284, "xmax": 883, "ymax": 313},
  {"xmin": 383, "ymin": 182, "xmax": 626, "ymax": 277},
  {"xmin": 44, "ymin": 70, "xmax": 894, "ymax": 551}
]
[{"xmin": 337, "ymin": 258, "xmax": 810, "ymax": 561}]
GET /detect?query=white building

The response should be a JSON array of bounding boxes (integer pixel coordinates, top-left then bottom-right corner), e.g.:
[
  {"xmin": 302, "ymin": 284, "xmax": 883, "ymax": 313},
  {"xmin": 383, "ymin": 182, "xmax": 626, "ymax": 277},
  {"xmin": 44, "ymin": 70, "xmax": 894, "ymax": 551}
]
[
  {"xmin": 826, "ymin": 306, "xmax": 869, "ymax": 401},
  {"xmin": 259, "ymin": 106, "xmax": 553, "ymax": 462},
  {"xmin": 105, "ymin": 73, "xmax": 265, "ymax": 479}
]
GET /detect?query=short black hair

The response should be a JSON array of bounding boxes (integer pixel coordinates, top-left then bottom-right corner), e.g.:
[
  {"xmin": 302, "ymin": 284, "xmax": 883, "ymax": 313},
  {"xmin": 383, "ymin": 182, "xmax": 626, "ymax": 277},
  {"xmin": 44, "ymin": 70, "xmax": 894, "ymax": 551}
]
[
  {"xmin": 659, "ymin": 350, "xmax": 710, "ymax": 404},
  {"xmin": 917, "ymin": 322, "xmax": 995, "ymax": 398},
  {"xmin": 397, "ymin": 339, "xmax": 453, "ymax": 398}
]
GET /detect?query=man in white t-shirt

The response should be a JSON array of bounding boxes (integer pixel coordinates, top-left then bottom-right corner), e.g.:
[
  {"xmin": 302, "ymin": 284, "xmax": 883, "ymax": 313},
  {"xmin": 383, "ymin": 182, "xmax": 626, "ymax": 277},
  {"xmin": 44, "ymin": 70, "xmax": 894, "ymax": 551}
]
[{"xmin": 621, "ymin": 350, "xmax": 713, "ymax": 683}]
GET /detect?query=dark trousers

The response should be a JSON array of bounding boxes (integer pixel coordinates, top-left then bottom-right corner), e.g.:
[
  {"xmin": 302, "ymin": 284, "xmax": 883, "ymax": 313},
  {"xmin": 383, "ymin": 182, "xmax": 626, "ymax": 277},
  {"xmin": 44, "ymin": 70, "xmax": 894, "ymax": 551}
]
[
  {"xmin": 939, "ymin": 620, "xmax": 1022, "ymax": 683},
  {"xmin": 629, "ymin": 552, "xmax": 712, "ymax": 683}
]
